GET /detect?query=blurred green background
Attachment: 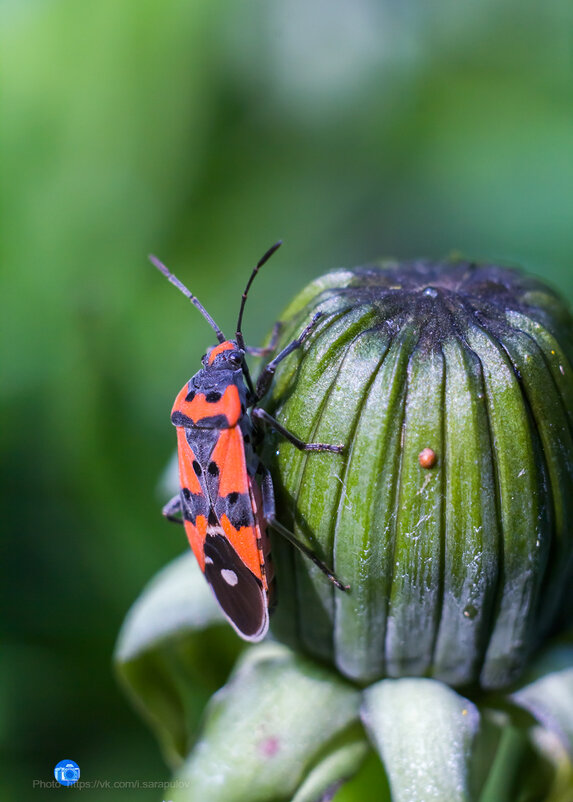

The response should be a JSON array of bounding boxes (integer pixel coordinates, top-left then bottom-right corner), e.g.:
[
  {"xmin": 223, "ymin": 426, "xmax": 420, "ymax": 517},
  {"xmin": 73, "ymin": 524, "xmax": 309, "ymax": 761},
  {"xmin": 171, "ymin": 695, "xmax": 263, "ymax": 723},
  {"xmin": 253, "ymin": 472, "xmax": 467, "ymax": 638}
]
[{"xmin": 2, "ymin": 0, "xmax": 573, "ymax": 798}]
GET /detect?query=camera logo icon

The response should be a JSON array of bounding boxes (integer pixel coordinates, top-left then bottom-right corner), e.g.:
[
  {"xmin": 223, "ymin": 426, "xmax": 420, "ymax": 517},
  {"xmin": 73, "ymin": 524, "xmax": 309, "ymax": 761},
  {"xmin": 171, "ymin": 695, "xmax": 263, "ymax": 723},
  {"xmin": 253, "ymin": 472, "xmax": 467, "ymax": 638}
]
[{"xmin": 54, "ymin": 759, "xmax": 80, "ymax": 786}]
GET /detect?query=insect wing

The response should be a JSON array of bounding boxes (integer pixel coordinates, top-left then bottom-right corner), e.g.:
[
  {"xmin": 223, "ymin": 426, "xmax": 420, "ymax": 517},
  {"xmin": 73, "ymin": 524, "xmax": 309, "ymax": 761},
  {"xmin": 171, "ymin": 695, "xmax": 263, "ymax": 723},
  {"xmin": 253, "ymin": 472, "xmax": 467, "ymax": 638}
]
[
  {"xmin": 180, "ymin": 424, "xmax": 269, "ymax": 642},
  {"xmin": 175, "ymin": 426, "xmax": 210, "ymax": 570},
  {"xmin": 203, "ymin": 531, "xmax": 268, "ymax": 641},
  {"xmin": 205, "ymin": 426, "xmax": 269, "ymax": 641}
]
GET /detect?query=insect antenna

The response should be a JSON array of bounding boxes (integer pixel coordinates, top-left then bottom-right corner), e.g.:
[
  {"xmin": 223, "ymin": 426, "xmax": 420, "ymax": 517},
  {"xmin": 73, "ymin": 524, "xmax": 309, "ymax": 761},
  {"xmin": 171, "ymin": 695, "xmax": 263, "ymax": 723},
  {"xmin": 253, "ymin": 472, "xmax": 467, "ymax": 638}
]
[
  {"xmin": 235, "ymin": 240, "xmax": 282, "ymax": 350},
  {"xmin": 149, "ymin": 254, "xmax": 226, "ymax": 344}
]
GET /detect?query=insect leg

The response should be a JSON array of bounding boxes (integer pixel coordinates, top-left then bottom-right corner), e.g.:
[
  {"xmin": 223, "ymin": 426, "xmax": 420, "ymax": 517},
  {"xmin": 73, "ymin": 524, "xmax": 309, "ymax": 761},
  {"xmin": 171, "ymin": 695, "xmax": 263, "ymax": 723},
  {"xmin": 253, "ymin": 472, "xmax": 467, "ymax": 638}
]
[
  {"xmin": 260, "ymin": 468, "xmax": 349, "ymax": 592},
  {"xmin": 162, "ymin": 494, "xmax": 184, "ymax": 524},
  {"xmin": 245, "ymin": 322, "xmax": 282, "ymax": 357},
  {"xmin": 254, "ymin": 312, "xmax": 323, "ymax": 400},
  {"xmin": 252, "ymin": 407, "xmax": 343, "ymax": 453},
  {"xmin": 243, "ymin": 322, "xmax": 282, "ymax": 404},
  {"xmin": 242, "ymin": 359, "xmax": 256, "ymax": 401}
]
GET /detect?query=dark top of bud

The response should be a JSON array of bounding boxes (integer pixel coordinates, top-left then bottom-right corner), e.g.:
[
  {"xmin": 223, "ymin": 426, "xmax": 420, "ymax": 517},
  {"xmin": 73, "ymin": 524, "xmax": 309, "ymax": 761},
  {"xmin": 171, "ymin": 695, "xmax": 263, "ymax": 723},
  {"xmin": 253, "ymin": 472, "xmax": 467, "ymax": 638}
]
[{"xmin": 314, "ymin": 260, "xmax": 567, "ymax": 352}]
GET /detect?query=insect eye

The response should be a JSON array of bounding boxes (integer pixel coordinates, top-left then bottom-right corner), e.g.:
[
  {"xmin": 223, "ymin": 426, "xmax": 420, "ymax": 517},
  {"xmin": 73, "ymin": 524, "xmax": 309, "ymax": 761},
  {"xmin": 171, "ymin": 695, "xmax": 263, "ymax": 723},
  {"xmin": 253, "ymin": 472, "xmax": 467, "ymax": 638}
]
[{"xmin": 229, "ymin": 353, "xmax": 242, "ymax": 367}]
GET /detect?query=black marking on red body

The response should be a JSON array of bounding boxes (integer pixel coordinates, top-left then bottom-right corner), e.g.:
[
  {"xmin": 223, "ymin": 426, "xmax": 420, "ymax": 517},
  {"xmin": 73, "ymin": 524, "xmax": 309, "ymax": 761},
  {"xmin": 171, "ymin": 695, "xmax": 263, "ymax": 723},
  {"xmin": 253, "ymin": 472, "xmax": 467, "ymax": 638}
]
[
  {"xmin": 180, "ymin": 487, "xmax": 209, "ymax": 525},
  {"xmin": 214, "ymin": 491, "xmax": 253, "ymax": 530},
  {"xmin": 203, "ymin": 533, "xmax": 267, "ymax": 639},
  {"xmin": 172, "ymin": 410, "xmax": 229, "ymax": 429},
  {"xmin": 185, "ymin": 426, "xmax": 220, "ymax": 466},
  {"xmin": 181, "ymin": 415, "xmax": 256, "ymax": 534}
]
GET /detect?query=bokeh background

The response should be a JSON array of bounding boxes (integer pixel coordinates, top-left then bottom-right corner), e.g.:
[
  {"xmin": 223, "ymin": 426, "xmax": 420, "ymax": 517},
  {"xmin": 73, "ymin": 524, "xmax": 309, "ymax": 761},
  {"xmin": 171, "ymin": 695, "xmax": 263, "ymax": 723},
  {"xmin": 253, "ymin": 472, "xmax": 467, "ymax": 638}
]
[{"xmin": 3, "ymin": 0, "xmax": 573, "ymax": 798}]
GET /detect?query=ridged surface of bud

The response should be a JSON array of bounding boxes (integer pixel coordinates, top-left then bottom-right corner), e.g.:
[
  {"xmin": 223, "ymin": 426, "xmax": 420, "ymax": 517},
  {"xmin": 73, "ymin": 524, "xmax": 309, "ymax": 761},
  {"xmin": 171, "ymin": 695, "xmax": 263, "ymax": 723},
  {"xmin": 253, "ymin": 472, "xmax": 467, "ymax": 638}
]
[{"xmin": 262, "ymin": 261, "xmax": 573, "ymax": 689}]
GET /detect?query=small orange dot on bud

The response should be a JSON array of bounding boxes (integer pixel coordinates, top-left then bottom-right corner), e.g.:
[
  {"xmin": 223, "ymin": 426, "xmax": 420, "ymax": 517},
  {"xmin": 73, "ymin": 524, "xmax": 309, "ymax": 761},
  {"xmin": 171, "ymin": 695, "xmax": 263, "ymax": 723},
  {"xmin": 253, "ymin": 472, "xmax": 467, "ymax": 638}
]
[{"xmin": 419, "ymin": 448, "xmax": 437, "ymax": 469}]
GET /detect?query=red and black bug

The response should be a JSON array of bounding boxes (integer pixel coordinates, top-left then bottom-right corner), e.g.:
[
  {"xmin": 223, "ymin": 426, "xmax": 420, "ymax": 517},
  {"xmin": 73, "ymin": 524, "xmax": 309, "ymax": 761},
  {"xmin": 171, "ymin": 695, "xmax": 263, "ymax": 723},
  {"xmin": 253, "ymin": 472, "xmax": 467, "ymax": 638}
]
[{"xmin": 151, "ymin": 242, "xmax": 348, "ymax": 642}]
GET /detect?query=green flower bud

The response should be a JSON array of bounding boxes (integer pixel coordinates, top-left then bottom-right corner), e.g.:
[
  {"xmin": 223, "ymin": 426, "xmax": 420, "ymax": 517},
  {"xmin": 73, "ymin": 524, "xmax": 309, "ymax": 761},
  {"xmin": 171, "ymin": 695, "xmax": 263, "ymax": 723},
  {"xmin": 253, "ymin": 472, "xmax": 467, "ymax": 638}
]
[{"xmin": 262, "ymin": 260, "xmax": 573, "ymax": 690}]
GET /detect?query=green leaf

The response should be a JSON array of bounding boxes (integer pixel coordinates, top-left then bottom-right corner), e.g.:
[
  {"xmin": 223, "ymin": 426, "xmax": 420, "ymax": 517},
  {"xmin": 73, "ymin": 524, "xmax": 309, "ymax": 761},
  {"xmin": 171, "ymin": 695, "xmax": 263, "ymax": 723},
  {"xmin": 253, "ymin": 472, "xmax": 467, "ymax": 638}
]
[
  {"xmin": 432, "ymin": 336, "xmax": 499, "ymax": 685},
  {"xmin": 116, "ymin": 553, "xmax": 224, "ymax": 660},
  {"xmin": 331, "ymin": 750, "xmax": 392, "ymax": 802},
  {"xmin": 462, "ymin": 323, "xmax": 549, "ymax": 689},
  {"xmin": 291, "ymin": 738, "xmax": 369, "ymax": 802},
  {"xmin": 333, "ymin": 323, "xmax": 418, "ymax": 683},
  {"xmin": 361, "ymin": 678, "xmax": 480, "ymax": 802},
  {"xmin": 268, "ymin": 304, "xmax": 384, "ymax": 659},
  {"xmin": 173, "ymin": 642, "xmax": 365, "ymax": 802},
  {"xmin": 500, "ymin": 323, "xmax": 573, "ymax": 636},
  {"xmin": 476, "ymin": 718, "xmax": 554, "ymax": 802},
  {"xmin": 115, "ymin": 553, "xmax": 243, "ymax": 766},
  {"xmin": 384, "ymin": 340, "xmax": 445, "ymax": 678},
  {"xmin": 511, "ymin": 644, "xmax": 573, "ymax": 759}
]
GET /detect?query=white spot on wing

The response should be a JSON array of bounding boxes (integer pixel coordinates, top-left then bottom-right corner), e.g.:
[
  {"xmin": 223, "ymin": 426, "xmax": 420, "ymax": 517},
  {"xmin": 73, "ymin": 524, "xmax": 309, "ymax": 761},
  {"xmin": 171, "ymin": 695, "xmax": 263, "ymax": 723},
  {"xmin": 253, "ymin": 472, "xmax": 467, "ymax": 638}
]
[
  {"xmin": 205, "ymin": 556, "xmax": 214, "ymax": 565},
  {"xmin": 207, "ymin": 525, "xmax": 225, "ymax": 537},
  {"xmin": 221, "ymin": 568, "xmax": 239, "ymax": 586}
]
